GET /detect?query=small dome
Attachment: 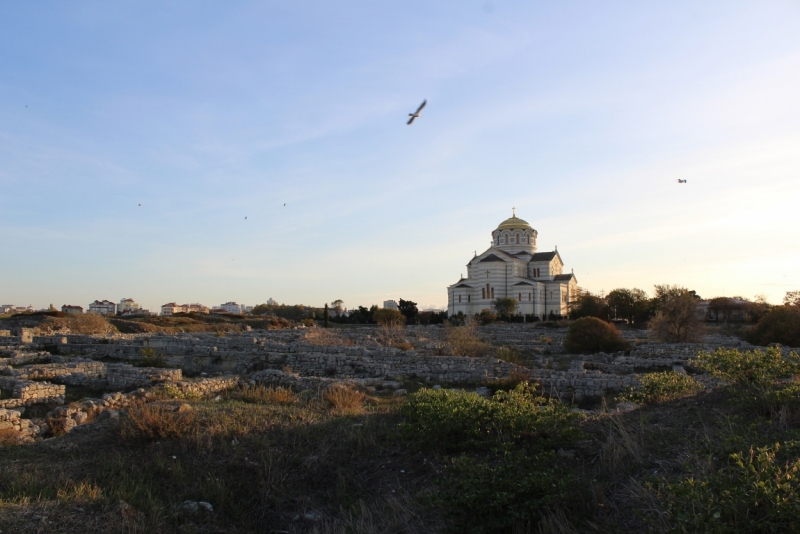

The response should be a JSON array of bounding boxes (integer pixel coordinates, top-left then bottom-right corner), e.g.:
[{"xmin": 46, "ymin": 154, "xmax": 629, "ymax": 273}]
[{"xmin": 496, "ymin": 215, "xmax": 533, "ymax": 232}]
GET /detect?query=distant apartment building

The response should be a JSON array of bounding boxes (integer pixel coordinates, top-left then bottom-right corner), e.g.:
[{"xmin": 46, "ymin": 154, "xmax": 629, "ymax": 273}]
[
  {"xmin": 219, "ymin": 302, "xmax": 245, "ymax": 314},
  {"xmin": 88, "ymin": 300, "xmax": 116, "ymax": 315},
  {"xmin": 184, "ymin": 303, "xmax": 209, "ymax": 314},
  {"xmin": 61, "ymin": 305, "xmax": 84, "ymax": 314},
  {"xmin": 160, "ymin": 303, "xmax": 184, "ymax": 316},
  {"xmin": 267, "ymin": 298, "xmax": 278, "ymax": 306},
  {"xmin": 383, "ymin": 300, "xmax": 399, "ymax": 310},
  {"xmin": 117, "ymin": 298, "xmax": 140, "ymax": 315},
  {"xmin": 2, "ymin": 304, "xmax": 35, "ymax": 314}
]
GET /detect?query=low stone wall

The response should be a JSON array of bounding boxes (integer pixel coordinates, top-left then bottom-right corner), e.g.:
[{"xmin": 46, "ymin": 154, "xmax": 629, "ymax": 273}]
[
  {"xmin": 0, "ymin": 350, "xmax": 55, "ymax": 366},
  {"xmin": 106, "ymin": 364, "xmax": 182, "ymax": 389},
  {"xmin": 0, "ymin": 407, "xmax": 44, "ymax": 441},
  {"xmin": 528, "ymin": 364, "xmax": 640, "ymax": 401},
  {"xmin": 172, "ymin": 376, "xmax": 240, "ymax": 397},
  {"xmin": 47, "ymin": 389, "xmax": 155, "ymax": 434},
  {"xmin": 11, "ymin": 361, "xmax": 106, "ymax": 384},
  {"xmin": 0, "ymin": 377, "xmax": 65, "ymax": 408},
  {"xmin": 251, "ymin": 369, "xmax": 361, "ymax": 392}
]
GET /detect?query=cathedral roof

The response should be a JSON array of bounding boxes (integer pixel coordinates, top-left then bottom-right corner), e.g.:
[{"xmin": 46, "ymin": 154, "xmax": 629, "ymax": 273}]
[
  {"xmin": 479, "ymin": 254, "xmax": 507, "ymax": 263},
  {"xmin": 529, "ymin": 252, "xmax": 557, "ymax": 262},
  {"xmin": 496, "ymin": 215, "xmax": 533, "ymax": 232},
  {"xmin": 513, "ymin": 281, "xmax": 535, "ymax": 286},
  {"xmin": 553, "ymin": 274, "xmax": 575, "ymax": 281}
]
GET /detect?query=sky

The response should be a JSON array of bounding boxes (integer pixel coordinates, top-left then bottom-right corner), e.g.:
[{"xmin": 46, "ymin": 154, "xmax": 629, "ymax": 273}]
[{"xmin": 1, "ymin": 1, "xmax": 799, "ymax": 312}]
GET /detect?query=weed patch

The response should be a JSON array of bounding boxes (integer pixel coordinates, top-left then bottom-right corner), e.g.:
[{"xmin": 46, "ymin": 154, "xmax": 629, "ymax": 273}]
[
  {"xmin": 118, "ymin": 402, "xmax": 195, "ymax": 441},
  {"xmin": 617, "ymin": 371, "xmax": 704, "ymax": 405},
  {"xmin": 324, "ymin": 384, "xmax": 366, "ymax": 412}
]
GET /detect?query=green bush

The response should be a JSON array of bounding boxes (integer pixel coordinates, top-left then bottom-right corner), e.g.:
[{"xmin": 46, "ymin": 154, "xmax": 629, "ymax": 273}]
[
  {"xmin": 691, "ymin": 346, "xmax": 800, "ymax": 388},
  {"xmin": 435, "ymin": 450, "xmax": 571, "ymax": 534},
  {"xmin": 400, "ymin": 384, "xmax": 581, "ymax": 453},
  {"xmin": 495, "ymin": 345, "xmax": 520, "ymax": 364},
  {"xmin": 138, "ymin": 347, "xmax": 166, "ymax": 368},
  {"xmin": 617, "ymin": 371, "xmax": 704, "ymax": 405},
  {"xmin": 564, "ymin": 317, "xmax": 629, "ymax": 354},
  {"xmin": 402, "ymin": 384, "xmax": 583, "ymax": 533},
  {"xmin": 477, "ymin": 309, "xmax": 497, "ymax": 325},
  {"xmin": 745, "ymin": 306, "xmax": 800, "ymax": 348},
  {"xmin": 659, "ymin": 442, "xmax": 800, "ymax": 533}
]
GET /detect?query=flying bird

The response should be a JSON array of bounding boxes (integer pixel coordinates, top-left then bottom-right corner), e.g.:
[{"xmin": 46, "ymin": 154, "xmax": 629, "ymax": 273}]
[
  {"xmin": 677, "ymin": 179, "xmax": 687, "ymax": 183},
  {"xmin": 283, "ymin": 203, "xmax": 286, "ymax": 206},
  {"xmin": 244, "ymin": 216, "xmax": 247, "ymax": 219},
  {"xmin": 138, "ymin": 204, "xmax": 141, "ymax": 206},
  {"xmin": 407, "ymin": 100, "xmax": 427, "ymax": 125}
]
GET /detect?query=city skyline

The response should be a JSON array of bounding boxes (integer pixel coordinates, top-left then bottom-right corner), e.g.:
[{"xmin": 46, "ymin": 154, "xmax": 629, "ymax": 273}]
[{"xmin": 2, "ymin": 2, "xmax": 799, "ymax": 312}]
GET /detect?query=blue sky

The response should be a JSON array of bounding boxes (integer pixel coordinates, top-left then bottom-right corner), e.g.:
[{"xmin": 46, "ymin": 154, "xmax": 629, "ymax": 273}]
[{"xmin": 1, "ymin": 1, "xmax": 799, "ymax": 312}]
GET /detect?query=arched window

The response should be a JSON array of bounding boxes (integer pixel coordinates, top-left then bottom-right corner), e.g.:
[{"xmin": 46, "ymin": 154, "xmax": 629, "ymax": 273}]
[
  {"xmin": 515, "ymin": 235, "xmax": 519, "ymax": 244},
  {"xmin": 528, "ymin": 292, "xmax": 532, "ymax": 301},
  {"xmin": 518, "ymin": 293, "xmax": 522, "ymax": 301},
  {"xmin": 482, "ymin": 288, "xmax": 486, "ymax": 299},
  {"xmin": 458, "ymin": 295, "xmax": 462, "ymax": 303},
  {"xmin": 468, "ymin": 295, "xmax": 471, "ymax": 302},
  {"xmin": 491, "ymin": 288, "xmax": 495, "ymax": 299}
]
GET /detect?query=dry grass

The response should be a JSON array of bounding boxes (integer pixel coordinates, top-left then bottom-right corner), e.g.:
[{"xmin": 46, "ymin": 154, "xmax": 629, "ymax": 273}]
[
  {"xmin": 377, "ymin": 325, "xmax": 414, "ymax": 351},
  {"xmin": 56, "ymin": 480, "xmax": 103, "ymax": 503},
  {"xmin": 323, "ymin": 384, "xmax": 366, "ymax": 412},
  {"xmin": 118, "ymin": 402, "xmax": 195, "ymax": 441},
  {"xmin": 310, "ymin": 493, "xmax": 443, "ymax": 534},
  {"xmin": 445, "ymin": 319, "xmax": 493, "ymax": 357},
  {"xmin": 598, "ymin": 415, "xmax": 645, "ymax": 476},
  {"xmin": 236, "ymin": 384, "xmax": 297, "ymax": 405},
  {"xmin": 304, "ymin": 328, "xmax": 355, "ymax": 347},
  {"xmin": 46, "ymin": 313, "xmax": 119, "ymax": 335}
]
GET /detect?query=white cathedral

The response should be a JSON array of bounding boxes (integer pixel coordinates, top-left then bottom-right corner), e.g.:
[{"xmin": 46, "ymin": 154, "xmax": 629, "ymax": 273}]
[{"xmin": 447, "ymin": 210, "xmax": 578, "ymax": 318}]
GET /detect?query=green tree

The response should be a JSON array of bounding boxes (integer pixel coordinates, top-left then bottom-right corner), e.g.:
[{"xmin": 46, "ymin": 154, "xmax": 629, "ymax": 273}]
[
  {"xmin": 398, "ymin": 299, "xmax": 419, "ymax": 324},
  {"xmin": 492, "ymin": 297, "xmax": 519, "ymax": 318},
  {"xmin": 745, "ymin": 306, "xmax": 800, "ymax": 348},
  {"xmin": 607, "ymin": 288, "xmax": 651, "ymax": 324},
  {"xmin": 784, "ymin": 290, "xmax": 800, "ymax": 307},
  {"xmin": 649, "ymin": 286, "xmax": 704, "ymax": 342},
  {"xmin": 331, "ymin": 299, "xmax": 344, "ymax": 316},
  {"xmin": 373, "ymin": 308, "xmax": 406, "ymax": 327},
  {"xmin": 568, "ymin": 291, "xmax": 609, "ymax": 320},
  {"xmin": 323, "ymin": 303, "xmax": 329, "ymax": 328},
  {"xmin": 652, "ymin": 284, "xmax": 701, "ymax": 311}
]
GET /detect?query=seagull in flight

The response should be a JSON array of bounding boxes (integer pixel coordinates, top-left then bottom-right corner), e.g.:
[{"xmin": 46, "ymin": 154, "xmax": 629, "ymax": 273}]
[
  {"xmin": 244, "ymin": 216, "xmax": 247, "ymax": 219},
  {"xmin": 138, "ymin": 203, "xmax": 141, "ymax": 206},
  {"xmin": 283, "ymin": 203, "xmax": 286, "ymax": 206},
  {"xmin": 677, "ymin": 179, "xmax": 687, "ymax": 183},
  {"xmin": 407, "ymin": 100, "xmax": 427, "ymax": 125}
]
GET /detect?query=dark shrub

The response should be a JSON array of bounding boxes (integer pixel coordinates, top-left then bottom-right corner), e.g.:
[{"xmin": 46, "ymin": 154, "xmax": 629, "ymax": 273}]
[
  {"xmin": 745, "ymin": 306, "xmax": 800, "ymax": 348},
  {"xmin": 564, "ymin": 317, "xmax": 629, "ymax": 354}
]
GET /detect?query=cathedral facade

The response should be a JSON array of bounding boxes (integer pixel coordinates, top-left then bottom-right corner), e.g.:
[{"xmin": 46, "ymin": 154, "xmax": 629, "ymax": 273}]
[{"xmin": 447, "ymin": 211, "xmax": 578, "ymax": 318}]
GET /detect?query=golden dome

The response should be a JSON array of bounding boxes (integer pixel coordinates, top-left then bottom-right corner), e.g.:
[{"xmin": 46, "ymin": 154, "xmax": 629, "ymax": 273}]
[{"xmin": 496, "ymin": 215, "xmax": 533, "ymax": 231}]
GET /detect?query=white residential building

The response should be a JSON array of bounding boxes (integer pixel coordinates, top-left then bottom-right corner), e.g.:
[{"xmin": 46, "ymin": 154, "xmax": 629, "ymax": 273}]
[
  {"xmin": 117, "ymin": 298, "xmax": 140, "ymax": 315},
  {"xmin": 88, "ymin": 300, "xmax": 116, "ymax": 315},
  {"xmin": 184, "ymin": 303, "xmax": 209, "ymax": 314},
  {"xmin": 61, "ymin": 305, "xmax": 84, "ymax": 314},
  {"xmin": 219, "ymin": 302, "xmax": 244, "ymax": 314},
  {"xmin": 383, "ymin": 300, "xmax": 399, "ymax": 310},
  {"xmin": 160, "ymin": 303, "xmax": 185, "ymax": 316},
  {"xmin": 447, "ymin": 210, "xmax": 578, "ymax": 318}
]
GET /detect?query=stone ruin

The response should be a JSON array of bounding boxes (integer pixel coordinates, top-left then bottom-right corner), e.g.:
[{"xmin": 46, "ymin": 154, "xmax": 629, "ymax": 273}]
[{"xmin": 0, "ymin": 324, "xmax": 759, "ymax": 443}]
